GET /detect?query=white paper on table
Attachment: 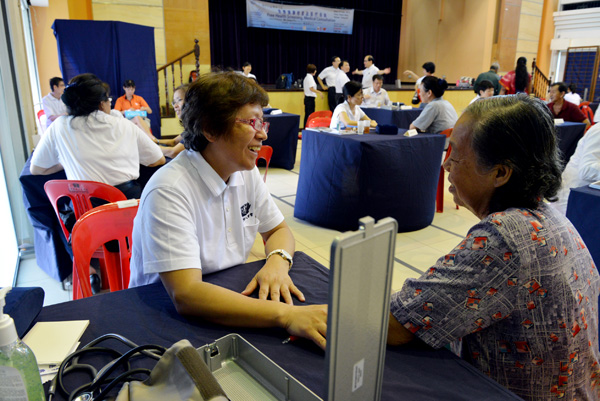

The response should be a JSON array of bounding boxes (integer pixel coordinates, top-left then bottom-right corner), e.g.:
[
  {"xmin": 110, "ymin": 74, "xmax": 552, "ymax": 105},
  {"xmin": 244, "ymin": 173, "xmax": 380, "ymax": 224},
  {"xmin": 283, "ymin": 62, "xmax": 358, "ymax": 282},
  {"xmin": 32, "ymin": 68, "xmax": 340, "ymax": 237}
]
[
  {"xmin": 554, "ymin": 118, "xmax": 565, "ymax": 125},
  {"xmin": 23, "ymin": 320, "xmax": 89, "ymax": 365}
]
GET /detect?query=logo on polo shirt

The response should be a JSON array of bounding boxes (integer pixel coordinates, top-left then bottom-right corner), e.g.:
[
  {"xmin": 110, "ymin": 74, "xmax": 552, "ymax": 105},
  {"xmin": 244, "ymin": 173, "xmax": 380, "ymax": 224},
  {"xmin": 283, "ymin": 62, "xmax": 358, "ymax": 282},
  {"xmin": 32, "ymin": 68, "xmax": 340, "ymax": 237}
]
[{"xmin": 241, "ymin": 202, "xmax": 253, "ymax": 221}]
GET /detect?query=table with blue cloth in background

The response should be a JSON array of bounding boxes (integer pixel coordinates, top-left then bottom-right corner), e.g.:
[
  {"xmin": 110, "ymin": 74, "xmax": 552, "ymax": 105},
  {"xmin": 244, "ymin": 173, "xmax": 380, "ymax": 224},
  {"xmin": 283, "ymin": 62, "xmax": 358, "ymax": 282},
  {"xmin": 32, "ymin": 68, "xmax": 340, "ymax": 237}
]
[
  {"xmin": 36, "ymin": 252, "xmax": 520, "ymax": 401},
  {"xmin": 294, "ymin": 129, "xmax": 445, "ymax": 232},
  {"xmin": 556, "ymin": 122, "xmax": 586, "ymax": 166},
  {"xmin": 361, "ymin": 107, "xmax": 423, "ymax": 129},
  {"xmin": 566, "ymin": 185, "xmax": 600, "ymax": 268},
  {"xmin": 263, "ymin": 112, "xmax": 300, "ymax": 170}
]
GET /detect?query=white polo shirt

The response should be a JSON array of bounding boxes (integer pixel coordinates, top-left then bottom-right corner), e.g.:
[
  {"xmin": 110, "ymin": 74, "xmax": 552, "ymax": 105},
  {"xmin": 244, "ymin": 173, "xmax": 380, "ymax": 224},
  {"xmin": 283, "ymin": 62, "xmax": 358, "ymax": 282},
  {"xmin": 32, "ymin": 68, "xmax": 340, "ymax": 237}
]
[
  {"xmin": 362, "ymin": 64, "xmax": 379, "ymax": 89},
  {"xmin": 330, "ymin": 101, "xmax": 366, "ymax": 129},
  {"xmin": 334, "ymin": 71, "xmax": 350, "ymax": 94},
  {"xmin": 361, "ymin": 87, "xmax": 390, "ymax": 107},
  {"xmin": 31, "ymin": 110, "xmax": 163, "ymax": 185},
  {"xmin": 318, "ymin": 65, "xmax": 339, "ymax": 86},
  {"xmin": 42, "ymin": 92, "xmax": 67, "ymax": 128},
  {"xmin": 129, "ymin": 150, "xmax": 284, "ymax": 287},
  {"xmin": 303, "ymin": 74, "xmax": 317, "ymax": 97}
]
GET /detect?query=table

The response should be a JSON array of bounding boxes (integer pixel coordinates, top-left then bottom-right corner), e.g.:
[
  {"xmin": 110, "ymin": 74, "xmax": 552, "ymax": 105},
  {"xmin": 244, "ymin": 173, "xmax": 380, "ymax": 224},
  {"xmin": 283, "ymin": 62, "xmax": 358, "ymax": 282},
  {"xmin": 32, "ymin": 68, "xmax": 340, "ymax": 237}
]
[
  {"xmin": 294, "ymin": 130, "xmax": 445, "ymax": 232},
  {"xmin": 566, "ymin": 185, "xmax": 600, "ymax": 268},
  {"xmin": 263, "ymin": 112, "xmax": 300, "ymax": 170},
  {"xmin": 19, "ymin": 154, "xmax": 165, "ymax": 282},
  {"xmin": 36, "ymin": 252, "xmax": 519, "ymax": 400},
  {"xmin": 556, "ymin": 122, "xmax": 586, "ymax": 166},
  {"xmin": 361, "ymin": 107, "xmax": 423, "ymax": 129}
]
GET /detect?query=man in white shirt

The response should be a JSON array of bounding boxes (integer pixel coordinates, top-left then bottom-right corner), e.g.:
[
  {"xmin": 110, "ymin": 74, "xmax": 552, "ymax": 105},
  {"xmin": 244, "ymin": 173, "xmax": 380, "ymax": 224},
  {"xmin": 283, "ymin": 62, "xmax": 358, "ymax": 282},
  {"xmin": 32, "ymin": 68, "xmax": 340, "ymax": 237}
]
[
  {"xmin": 468, "ymin": 79, "xmax": 495, "ymax": 105},
  {"xmin": 303, "ymin": 64, "xmax": 323, "ymax": 128},
  {"xmin": 352, "ymin": 55, "xmax": 391, "ymax": 90},
  {"xmin": 317, "ymin": 56, "xmax": 341, "ymax": 111},
  {"xmin": 564, "ymin": 83, "xmax": 582, "ymax": 106},
  {"xmin": 362, "ymin": 74, "xmax": 391, "ymax": 107},
  {"xmin": 334, "ymin": 60, "xmax": 350, "ymax": 106},
  {"xmin": 41, "ymin": 77, "xmax": 67, "ymax": 129}
]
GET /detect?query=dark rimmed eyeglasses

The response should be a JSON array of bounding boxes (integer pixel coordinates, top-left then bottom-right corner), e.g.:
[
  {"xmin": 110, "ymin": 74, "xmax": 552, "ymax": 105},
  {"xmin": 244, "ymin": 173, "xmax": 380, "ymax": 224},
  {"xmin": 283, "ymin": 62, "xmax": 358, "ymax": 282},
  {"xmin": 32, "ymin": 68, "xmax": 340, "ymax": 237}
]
[{"xmin": 235, "ymin": 118, "xmax": 270, "ymax": 133}]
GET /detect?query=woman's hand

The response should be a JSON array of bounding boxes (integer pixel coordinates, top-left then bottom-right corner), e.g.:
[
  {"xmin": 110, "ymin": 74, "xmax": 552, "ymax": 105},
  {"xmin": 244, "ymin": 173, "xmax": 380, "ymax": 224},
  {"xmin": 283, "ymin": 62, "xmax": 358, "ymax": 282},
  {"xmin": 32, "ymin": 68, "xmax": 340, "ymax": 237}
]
[
  {"xmin": 280, "ymin": 304, "xmax": 328, "ymax": 350},
  {"xmin": 370, "ymin": 119, "xmax": 378, "ymax": 128},
  {"xmin": 242, "ymin": 258, "xmax": 305, "ymax": 305}
]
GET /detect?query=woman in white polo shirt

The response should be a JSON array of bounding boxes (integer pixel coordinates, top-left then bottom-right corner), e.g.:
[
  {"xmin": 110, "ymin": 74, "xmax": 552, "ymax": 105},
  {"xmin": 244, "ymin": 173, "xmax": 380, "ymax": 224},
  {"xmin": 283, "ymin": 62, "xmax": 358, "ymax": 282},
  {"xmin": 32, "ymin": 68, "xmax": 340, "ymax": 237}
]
[
  {"xmin": 129, "ymin": 71, "xmax": 327, "ymax": 350},
  {"xmin": 330, "ymin": 81, "xmax": 377, "ymax": 130}
]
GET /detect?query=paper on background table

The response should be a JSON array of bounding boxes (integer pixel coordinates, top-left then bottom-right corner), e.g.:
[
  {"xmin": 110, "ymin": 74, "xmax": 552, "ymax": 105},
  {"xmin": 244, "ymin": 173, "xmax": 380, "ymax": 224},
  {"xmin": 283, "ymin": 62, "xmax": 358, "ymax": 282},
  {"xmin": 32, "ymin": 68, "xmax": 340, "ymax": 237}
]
[{"xmin": 23, "ymin": 320, "xmax": 89, "ymax": 365}]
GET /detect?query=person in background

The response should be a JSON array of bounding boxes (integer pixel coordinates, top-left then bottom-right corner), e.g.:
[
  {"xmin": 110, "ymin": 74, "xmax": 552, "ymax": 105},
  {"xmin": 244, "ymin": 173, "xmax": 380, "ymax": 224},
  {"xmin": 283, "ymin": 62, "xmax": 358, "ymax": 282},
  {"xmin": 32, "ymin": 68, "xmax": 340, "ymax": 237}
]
[
  {"xmin": 42, "ymin": 77, "xmax": 68, "ymax": 129},
  {"xmin": 500, "ymin": 57, "xmax": 531, "ymax": 95},
  {"xmin": 473, "ymin": 63, "xmax": 500, "ymax": 95},
  {"xmin": 352, "ymin": 55, "xmax": 391, "ymax": 90},
  {"xmin": 317, "ymin": 56, "xmax": 341, "ymax": 112},
  {"xmin": 362, "ymin": 74, "xmax": 391, "ymax": 108},
  {"xmin": 334, "ymin": 60, "xmax": 350, "ymax": 105},
  {"xmin": 404, "ymin": 61, "xmax": 436, "ymax": 106},
  {"xmin": 564, "ymin": 83, "xmax": 582, "ymax": 106},
  {"xmin": 240, "ymin": 62, "xmax": 257, "ymax": 81},
  {"xmin": 302, "ymin": 64, "xmax": 323, "ymax": 128},
  {"xmin": 468, "ymin": 79, "xmax": 495, "ymax": 105},
  {"xmin": 157, "ymin": 84, "xmax": 189, "ymax": 158},
  {"xmin": 114, "ymin": 79, "xmax": 155, "ymax": 140},
  {"xmin": 329, "ymin": 81, "xmax": 377, "ymax": 130},
  {"xmin": 30, "ymin": 73, "xmax": 165, "ymax": 198},
  {"xmin": 409, "ymin": 76, "xmax": 458, "ymax": 134},
  {"xmin": 128, "ymin": 71, "xmax": 327, "ymax": 350},
  {"xmin": 552, "ymin": 123, "xmax": 600, "ymax": 215},
  {"xmin": 547, "ymin": 82, "xmax": 590, "ymax": 130},
  {"xmin": 388, "ymin": 94, "xmax": 600, "ymax": 400}
]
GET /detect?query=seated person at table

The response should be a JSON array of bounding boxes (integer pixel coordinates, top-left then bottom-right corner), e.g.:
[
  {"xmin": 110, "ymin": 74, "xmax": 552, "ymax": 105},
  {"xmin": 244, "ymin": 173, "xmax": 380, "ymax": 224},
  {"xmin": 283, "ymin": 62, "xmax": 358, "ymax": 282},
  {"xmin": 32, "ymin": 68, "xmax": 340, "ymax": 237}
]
[
  {"xmin": 362, "ymin": 74, "xmax": 391, "ymax": 108},
  {"xmin": 564, "ymin": 83, "xmax": 582, "ymax": 106},
  {"xmin": 409, "ymin": 76, "xmax": 458, "ymax": 134},
  {"xmin": 468, "ymin": 79, "xmax": 494, "ymax": 105},
  {"xmin": 128, "ymin": 71, "xmax": 327, "ymax": 349},
  {"xmin": 114, "ymin": 79, "xmax": 156, "ymax": 140},
  {"xmin": 552, "ymin": 123, "xmax": 600, "ymax": 215},
  {"xmin": 387, "ymin": 94, "xmax": 600, "ymax": 400},
  {"xmin": 547, "ymin": 82, "xmax": 591, "ymax": 130},
  {"xmin": 42, "ymin": 77, "xmax": 67, "ymax": 129},
  {"xmin": 157, "ymin": 84, "xmax": 188, "ymax": 158},
  {"xmin": 239, "ymin": 62, "xmax": 257, "ymax": 81},
  {"xmin": 30, "ymin": 73, "xmax": 165, "ymax": 199},
  {"xmin": 329, "ymin": 81, "xmax": 377, "ymax": 129}
]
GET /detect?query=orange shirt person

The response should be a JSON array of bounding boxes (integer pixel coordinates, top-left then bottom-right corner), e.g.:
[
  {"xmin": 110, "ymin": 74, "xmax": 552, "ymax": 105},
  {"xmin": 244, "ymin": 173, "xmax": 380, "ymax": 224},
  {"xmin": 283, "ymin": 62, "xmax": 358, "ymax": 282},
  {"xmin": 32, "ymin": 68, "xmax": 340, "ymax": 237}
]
[{"xmin": 114, "ymin": 79, "xmax": 156, "ymax": 141}]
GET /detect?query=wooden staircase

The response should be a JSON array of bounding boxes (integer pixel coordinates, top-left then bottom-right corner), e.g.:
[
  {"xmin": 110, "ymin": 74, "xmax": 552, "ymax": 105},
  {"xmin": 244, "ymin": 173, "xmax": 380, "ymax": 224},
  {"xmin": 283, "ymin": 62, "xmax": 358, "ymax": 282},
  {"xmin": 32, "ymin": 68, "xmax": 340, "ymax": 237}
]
[{"xmin": 531, "ymin": 58, "xmax": 551, "ymax": 100}]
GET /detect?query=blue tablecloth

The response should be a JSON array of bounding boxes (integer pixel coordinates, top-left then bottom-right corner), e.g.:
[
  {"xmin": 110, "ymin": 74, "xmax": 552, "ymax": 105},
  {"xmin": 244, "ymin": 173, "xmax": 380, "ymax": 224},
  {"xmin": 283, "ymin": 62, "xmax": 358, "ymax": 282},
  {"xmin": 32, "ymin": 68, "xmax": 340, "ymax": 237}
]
[
  {"xmin": 556, "ymin": 122, "xmax": 586, "ymax": 166},
  {"xmin": 566, "ymin": 185, "xmax": 600, "ymax": 268},
  {"xmin": 37, "ymin": 252, "xmax": 519, "ymax": 400},
  {"xmin": 263, "ymin": 112, "xmax": 300, "ymax": 170},
  {"xmin": 294, "ymin": 130, "xmax": 445, "ymax": 232},
  {"xmin": 361, "ymin": 107, "xmax": 423, "ymax": 129}
]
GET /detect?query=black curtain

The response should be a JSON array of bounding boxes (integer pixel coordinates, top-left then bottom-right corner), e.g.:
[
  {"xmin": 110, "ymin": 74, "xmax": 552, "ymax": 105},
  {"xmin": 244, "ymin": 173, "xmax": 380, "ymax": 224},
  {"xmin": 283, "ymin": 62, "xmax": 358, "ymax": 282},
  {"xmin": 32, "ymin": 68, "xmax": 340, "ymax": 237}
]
[{"xmin": 209, "ymin": 1, "xmax": 402, "ymax": 85}]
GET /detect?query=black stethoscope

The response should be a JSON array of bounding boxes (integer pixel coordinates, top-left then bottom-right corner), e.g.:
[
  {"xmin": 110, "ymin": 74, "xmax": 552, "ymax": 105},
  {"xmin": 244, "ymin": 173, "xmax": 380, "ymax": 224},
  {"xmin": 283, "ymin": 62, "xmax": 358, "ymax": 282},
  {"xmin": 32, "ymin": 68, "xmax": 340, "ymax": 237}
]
[{"xmin": 48, "ymin": 333, "xmax": 166, "ymax": 401}]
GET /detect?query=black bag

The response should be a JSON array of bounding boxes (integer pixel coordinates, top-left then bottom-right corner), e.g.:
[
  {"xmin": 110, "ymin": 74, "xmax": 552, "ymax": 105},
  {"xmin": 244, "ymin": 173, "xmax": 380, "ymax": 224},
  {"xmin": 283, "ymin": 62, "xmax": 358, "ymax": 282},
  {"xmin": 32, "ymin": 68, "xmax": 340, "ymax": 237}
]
[{"xmin": 275, "ymin": 75, "xmax": 287, "ymax": 89}]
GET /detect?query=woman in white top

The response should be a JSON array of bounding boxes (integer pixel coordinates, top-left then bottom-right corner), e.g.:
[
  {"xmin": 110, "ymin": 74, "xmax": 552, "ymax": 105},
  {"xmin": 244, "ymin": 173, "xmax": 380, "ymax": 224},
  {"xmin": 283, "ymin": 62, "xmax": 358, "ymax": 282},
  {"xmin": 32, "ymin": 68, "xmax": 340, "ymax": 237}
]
[
  {"xmin": 329, "ymin": 81, "xmax": 378, "ymax": 129},
  {"xmin": 157, "ymin": 84, "xmax": 188, "ymax": 158},
  {"xmin": 303, "ymin": 64, "xmax": 323, "ymax": 128},
  {"xmin": 240, "ymin": 62, "xmax": 257, "ymax": 81},
  {"xmin": 30, "ymin": 73, "xmax": 165, "ymax": 199}
]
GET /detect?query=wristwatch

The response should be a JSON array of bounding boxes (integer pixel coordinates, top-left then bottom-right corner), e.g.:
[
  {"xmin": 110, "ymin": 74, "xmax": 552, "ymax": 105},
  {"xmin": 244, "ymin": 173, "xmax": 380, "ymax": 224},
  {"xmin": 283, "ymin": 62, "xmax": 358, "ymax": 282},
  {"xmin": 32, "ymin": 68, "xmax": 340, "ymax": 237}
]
[{"xmin": 266, "ymin": 249, "xmax": 293, "ymax": 269}]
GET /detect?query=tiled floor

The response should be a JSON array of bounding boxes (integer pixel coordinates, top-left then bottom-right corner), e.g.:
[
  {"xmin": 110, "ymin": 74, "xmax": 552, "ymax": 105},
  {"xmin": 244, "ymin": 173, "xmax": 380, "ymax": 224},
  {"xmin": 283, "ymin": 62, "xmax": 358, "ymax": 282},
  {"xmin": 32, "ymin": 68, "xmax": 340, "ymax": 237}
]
[{"xmin": 16, "ymin": 141, "xmax": 479, "ymax": 306}]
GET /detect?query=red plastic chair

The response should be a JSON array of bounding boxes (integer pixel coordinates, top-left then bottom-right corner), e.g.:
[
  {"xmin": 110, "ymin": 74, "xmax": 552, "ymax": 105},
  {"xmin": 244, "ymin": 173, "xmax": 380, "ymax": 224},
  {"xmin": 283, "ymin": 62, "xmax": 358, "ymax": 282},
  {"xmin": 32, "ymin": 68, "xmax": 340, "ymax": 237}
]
[
  {"xmin": 37, "ymin": 109, "xmax": 46, "ymax": 134},
  {"xmin": 255, "ymin": 145, "xmax": 273, "ymax": 182},
  {"xmin": 306, "ymin": 117, "xmax": 332, "ymax": 128},
  {"xmin": 580, "ymin": 101, "xmax": 590, "ymax": 109},
  {"xmin": 306, "ymin": 110, "xmax": 332, "ymax": 125},
  {"xmin": 581, "ymin": 105, "xmax": 594, "ymax": 130},
  {"xmin": 436, "ymin": 128, "xmax": 459, "ymax": 213},
  {"xmin": 71, "ymin": 200, "xmax": 139, "ymax": 299}
]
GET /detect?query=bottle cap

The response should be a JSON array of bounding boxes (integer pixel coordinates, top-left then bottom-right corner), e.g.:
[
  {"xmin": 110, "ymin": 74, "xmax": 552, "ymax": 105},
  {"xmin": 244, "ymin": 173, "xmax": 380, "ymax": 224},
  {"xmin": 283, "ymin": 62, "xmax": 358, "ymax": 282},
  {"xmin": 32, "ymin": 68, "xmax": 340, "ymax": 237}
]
[{"xmin": 0, "ymin": 287, "xmax": 18, "ymax": 347}]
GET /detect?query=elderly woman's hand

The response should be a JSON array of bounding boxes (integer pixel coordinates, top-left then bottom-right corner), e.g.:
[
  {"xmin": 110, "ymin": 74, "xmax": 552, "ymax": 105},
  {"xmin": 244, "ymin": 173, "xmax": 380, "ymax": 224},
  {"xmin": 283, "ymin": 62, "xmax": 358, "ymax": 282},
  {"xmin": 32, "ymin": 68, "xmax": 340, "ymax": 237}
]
[{"xmin": 241, "ymin": 257, "xmax": 305, "ymax": 305}]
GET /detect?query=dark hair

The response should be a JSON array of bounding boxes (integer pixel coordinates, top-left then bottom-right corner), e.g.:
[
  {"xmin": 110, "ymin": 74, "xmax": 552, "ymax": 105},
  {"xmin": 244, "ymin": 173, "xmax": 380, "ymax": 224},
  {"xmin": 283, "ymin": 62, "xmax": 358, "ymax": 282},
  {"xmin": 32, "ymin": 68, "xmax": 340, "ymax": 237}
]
[
  {"xmin": 340, "ymin": 60, "xmax": 349, "ymax": 68},
  {"xmin": 342, "ymin": 81, "xmax": 362, "ymax": 100},
  {"xmin": 49, "ymin": 77, "xmax": 63, "ymax": 91},
  {"xmin": 422, "ymin": 62, "xmax": 435, "ymax": 73},
  {"xmin": 490, "ymin": 63, "xmax": 499, "ymax": 72},
  {"xmin": 568, "ymin": 83, "xmax": 577, "ymax": 93},
  {"xmin": 421, "ymin": 76, "xmax": 448, "ymax": 98},
  {"xmin": 181, "ymin": 71, "xmax": 269, "ymax": 152},
  {"xmin": 123, "ymin": 79, "xmax": 135, "ymax": 88},
  {"xmin": 61, "ymin": 73, "xmax": 109, "ymax": 117},
  {"xmin": 242, "ymin": 62, "xmax": 251, "ymax": 68},
  {"xmin": 365, "ymin": 55, "xmax": 374, "ymax": 63},
  {"xmin": 372, "ymin": 74, "xmax": 383, "ymax": 82},
  {"xmin": 464, "ymin": 94, "xmax": 562, "ymax": 212},
  {"xmin": 331, "ymin": 56, "xmax": 340, "ymax": 64},
  {"xmin": 307, "ymin": 64, "xmax": 317, "ymax": 74},
  {"xmin": 514, "ymin": 57, "xmax": 528, "ymax": 93},
  {"xmin": 478, "ymin": 79, "xmax": 494, "ymax": 92},
  {"xmin": 551, "ymin": 82, "xmax": 567, "ymax": 94}
]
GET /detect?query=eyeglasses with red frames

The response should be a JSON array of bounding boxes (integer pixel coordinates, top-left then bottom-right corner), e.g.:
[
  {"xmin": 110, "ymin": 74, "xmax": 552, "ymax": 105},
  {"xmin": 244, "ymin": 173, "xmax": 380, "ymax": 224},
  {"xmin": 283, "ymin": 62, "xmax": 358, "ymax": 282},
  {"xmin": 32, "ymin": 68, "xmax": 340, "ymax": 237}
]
[{"xmin": 235, "ymin": 118, "xmax": 270, "ymax": 134}]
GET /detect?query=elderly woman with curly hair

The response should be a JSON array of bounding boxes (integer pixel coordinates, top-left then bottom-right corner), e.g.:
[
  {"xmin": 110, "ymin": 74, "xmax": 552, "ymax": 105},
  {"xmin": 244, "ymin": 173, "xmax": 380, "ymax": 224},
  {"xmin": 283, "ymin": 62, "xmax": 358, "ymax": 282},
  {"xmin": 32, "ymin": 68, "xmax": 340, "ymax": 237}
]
[{"xmin": 388, "ymin": 95, "xmax": 600, "ymax": 400}]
